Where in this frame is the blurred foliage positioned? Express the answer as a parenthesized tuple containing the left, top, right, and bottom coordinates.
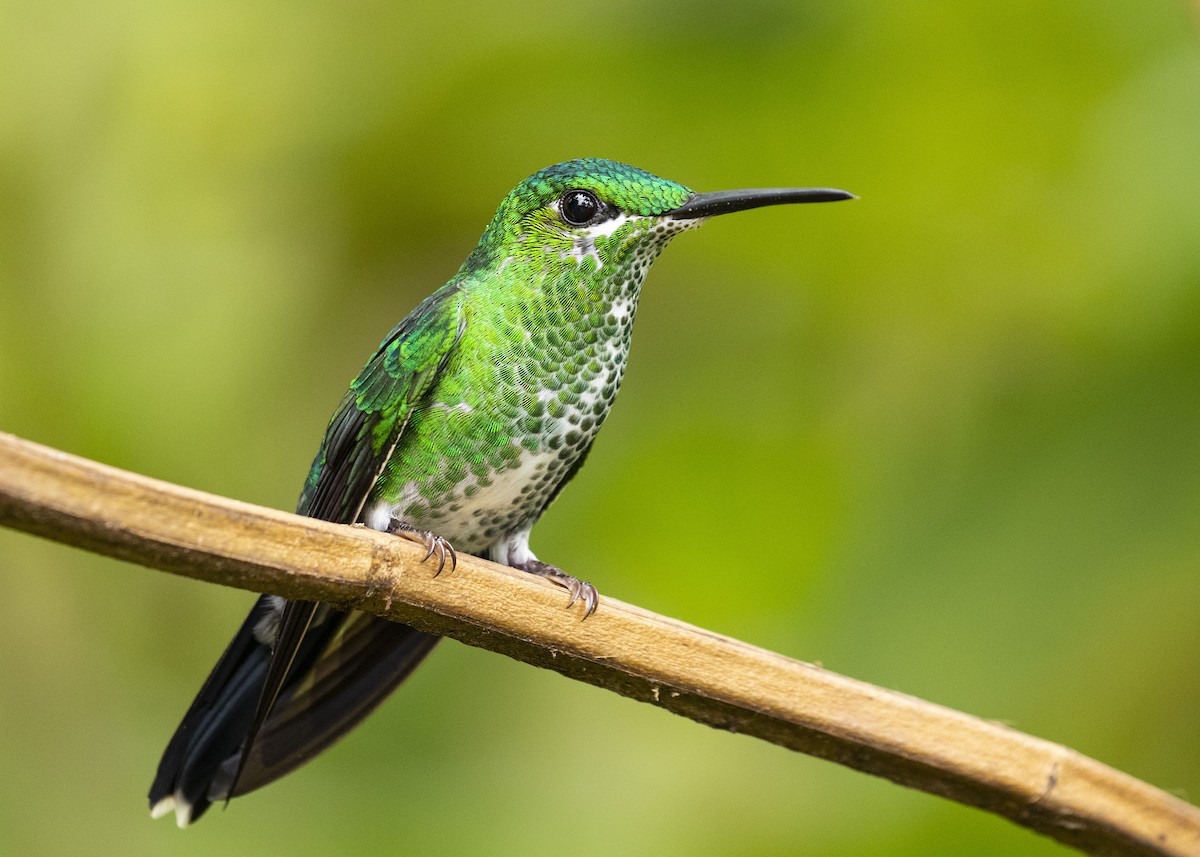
(1, 1, 1198, 854)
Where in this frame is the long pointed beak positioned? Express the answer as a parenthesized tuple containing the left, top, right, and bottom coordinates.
(666, 187, 856, 219)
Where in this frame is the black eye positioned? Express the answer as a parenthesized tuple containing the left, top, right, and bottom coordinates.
(560, 190, 600, 226)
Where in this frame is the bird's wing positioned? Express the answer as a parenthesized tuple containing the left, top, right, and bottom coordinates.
(298, 287, 468, 524)
(150, 290, 469, 823)
(228, 287, 467, 797)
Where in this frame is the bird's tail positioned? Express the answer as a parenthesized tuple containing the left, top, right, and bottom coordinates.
(148, 596, 439, 827)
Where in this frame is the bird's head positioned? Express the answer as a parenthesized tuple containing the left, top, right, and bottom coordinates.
(460, 157, 852, 287)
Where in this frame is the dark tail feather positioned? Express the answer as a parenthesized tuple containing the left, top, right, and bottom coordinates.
(227, 610, 439, 797)
(222, 598, 321, 801)
(148, 598, 439, 826)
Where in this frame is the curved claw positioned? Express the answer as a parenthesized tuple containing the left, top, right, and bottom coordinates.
(563, 578, 599, 618)
(582, 582, 598, 618)
(515, 559, 599, 620)
(387, 519, 457, 577)
(423, 534, 457, 577)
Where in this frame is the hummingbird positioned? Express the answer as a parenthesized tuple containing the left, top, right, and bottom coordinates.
(148, 158, 853, 826)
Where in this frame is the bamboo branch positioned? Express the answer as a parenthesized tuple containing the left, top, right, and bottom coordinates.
(0, 430, 1196, 856)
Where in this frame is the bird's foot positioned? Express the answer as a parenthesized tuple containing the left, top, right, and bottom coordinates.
(387, 520, 457, 576)
(512, 559, 599, 619)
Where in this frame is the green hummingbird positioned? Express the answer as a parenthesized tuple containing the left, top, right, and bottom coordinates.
(148, 158, 853, 826)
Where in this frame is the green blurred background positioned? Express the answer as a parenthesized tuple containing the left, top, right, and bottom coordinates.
(1, 1, 1198, 854)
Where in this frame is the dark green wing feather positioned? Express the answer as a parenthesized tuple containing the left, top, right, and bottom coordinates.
(298, 286, 467, 524)
(226, 287, 466, 799)
(151, 288, 468, 823)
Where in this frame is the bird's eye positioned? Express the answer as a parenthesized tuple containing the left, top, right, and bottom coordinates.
(559, 190, 600, 226)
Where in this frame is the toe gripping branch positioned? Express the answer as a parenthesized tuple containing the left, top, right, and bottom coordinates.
(514, 558, 599, 619)
(387, 519, 457, 576)
(387, 520, 596, 617)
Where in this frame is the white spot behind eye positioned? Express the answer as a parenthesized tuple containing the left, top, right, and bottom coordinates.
(566, 214, 636, 270)
(586, 213, 631, 239)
